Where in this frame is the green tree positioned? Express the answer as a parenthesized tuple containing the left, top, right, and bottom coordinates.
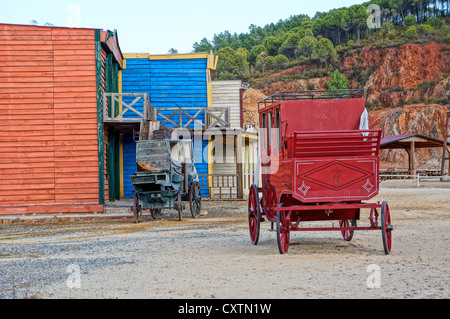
(278, 33, 301, 59)
(425, 17, 442, 28)
(312, 38, 337, 65)
(263, 36, 283, 56)
(380, 22, 395, 36)
(249, 44, 267, 65)
(274, 54, 289, 69)
(304, 28, 314, 37)
(348, 5, 370, 42)
(327, 69, 350, 90)
(215, 47, 250, 80)
(418, 24, 435, 36)
(327, 9, 346, 44)
(298, 35, 318, 60)
(168, 48, 179, 54)
(192, 38, 213, 53)
(264, 56, 276, 70)
(405, 25, 419, 39)
(404, 14, 416, 26)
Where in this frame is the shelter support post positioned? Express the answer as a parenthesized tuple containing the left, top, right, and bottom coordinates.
(409, 141, 416, 177)
(441, 112, 449, 177)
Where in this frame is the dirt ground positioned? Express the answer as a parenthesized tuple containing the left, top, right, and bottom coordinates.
(0, 181, 449, 299)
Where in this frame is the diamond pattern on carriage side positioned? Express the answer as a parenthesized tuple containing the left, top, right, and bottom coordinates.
(298, 161, 374, 191)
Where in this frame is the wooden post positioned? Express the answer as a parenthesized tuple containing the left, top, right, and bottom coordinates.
(409, 141, 416, 177)
(235, 132, 244, 199)
(441, 112, 449, 177)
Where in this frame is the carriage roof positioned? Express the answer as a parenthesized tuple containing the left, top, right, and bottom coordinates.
(257, 89, 367, 134)
(258, 89, 366, 110)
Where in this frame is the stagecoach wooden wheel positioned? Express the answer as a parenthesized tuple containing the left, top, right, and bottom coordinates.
(276, 211, 290, 254)
(248, 184, 261, 245)
(381, 201, 393, 255)
(339, 219, 357, 241)
(189, 181, 202, 219)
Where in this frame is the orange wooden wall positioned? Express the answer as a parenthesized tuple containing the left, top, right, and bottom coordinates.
(0, 24, 101, 210)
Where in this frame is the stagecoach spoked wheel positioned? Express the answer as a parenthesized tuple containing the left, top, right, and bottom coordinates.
(133, 193, 141, 224)
(339, 219, 357, 241)
(381, 201, 393, 255)
(276, 211, 290, 255)
(248, 184, 261, 245)
(150, 209, 162, 219)
(189, 181, 202, 218)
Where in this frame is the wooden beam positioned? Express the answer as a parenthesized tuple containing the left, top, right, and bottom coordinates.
(235, 133, 244, 199)
(95, 30, 105, 205)
(409, 141, 416, 176)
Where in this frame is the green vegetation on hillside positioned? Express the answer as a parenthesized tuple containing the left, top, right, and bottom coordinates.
(192, 0, 449, 81)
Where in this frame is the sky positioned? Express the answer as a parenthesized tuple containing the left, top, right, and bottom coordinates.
(0, 0, 365, 54)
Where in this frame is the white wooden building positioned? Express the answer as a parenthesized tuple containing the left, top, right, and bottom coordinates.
(209, 80, 259, 199)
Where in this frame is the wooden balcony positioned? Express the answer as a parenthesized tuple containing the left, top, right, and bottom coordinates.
(103, 93, 231, 131)
(103, 93, 152, 123)
(154, 106, 230, 130)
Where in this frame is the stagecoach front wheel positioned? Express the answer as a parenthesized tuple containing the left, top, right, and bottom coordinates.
(339, 219, 357, 241)
(189, 181, 202, 219)
(276, 211, 290, 254)
(248, 184, 261, 245)
(381, 201, 393, 255)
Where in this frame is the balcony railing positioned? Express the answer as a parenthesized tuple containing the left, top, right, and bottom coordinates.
(103, 93, 230, 130)
(154, 107, 230, 130)
(103, 93, 152, 123)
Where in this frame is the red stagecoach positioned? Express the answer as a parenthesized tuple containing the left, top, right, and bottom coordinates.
(248, 90, 393, 254)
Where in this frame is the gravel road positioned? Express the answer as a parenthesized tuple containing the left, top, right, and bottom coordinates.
(0, 182, 449, 299)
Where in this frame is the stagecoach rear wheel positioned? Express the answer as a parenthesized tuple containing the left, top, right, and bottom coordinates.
(248, 184, 261, 245)
(189, 181, 202, 219)
(381, 201, 393, 255)
(276, 211, 290, 254)
(339, 219, 357, 241)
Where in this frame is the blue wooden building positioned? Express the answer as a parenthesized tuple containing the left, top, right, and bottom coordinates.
(119, 53, 218, 198)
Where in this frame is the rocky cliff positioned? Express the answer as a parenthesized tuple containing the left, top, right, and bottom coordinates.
(354, 42, 450, 108)
(247, 42, 450, 108)
(243, 42, 450, 169)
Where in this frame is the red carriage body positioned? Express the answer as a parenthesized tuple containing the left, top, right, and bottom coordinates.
(248, 91, 393, 254)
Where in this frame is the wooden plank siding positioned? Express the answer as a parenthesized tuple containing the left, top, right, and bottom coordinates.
(52, 27, 99, 204)
(0, 24, 119, 214)
(0, 25, 56, 207)
(121, 55, 211, 198)
(211, 80, 243, 129)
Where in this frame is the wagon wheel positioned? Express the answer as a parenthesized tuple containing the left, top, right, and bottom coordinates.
(339, 219, 357, 241)
(381, 201, 393, 255)
(276, 211, 290, 254)
(189, 181, 202, 219)
(248, 184, 261, 245)
(133, 193, 141, 224)
(150, 209, 162, 219)
(176, 191, 183, 222)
